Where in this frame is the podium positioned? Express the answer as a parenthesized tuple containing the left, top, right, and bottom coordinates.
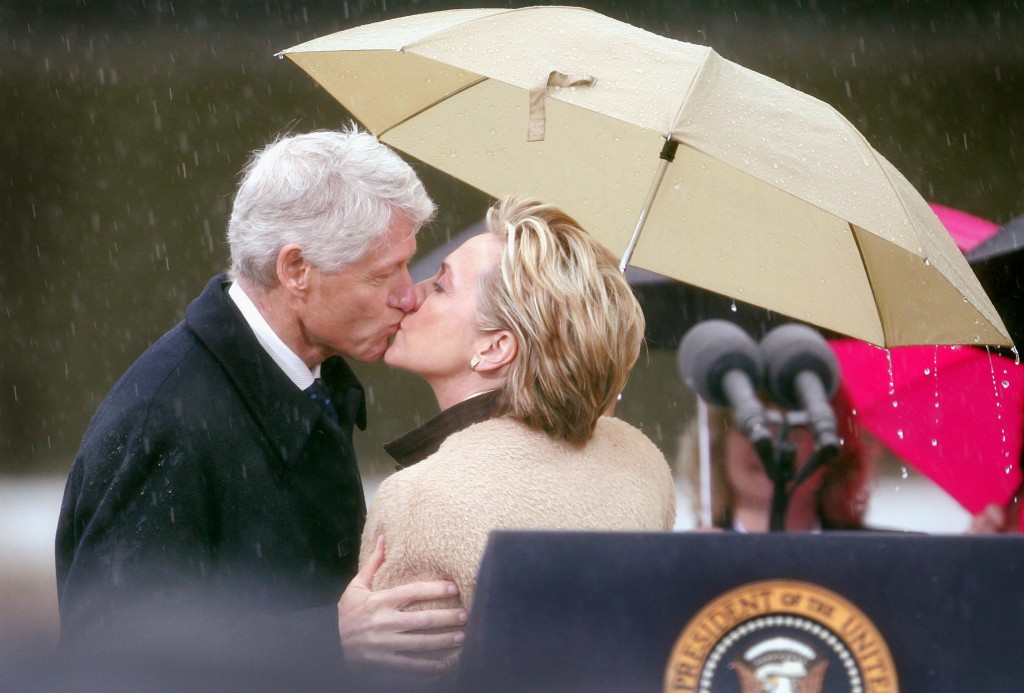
(457, 531, 1024, 692)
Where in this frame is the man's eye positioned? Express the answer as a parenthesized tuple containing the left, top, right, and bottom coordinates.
(432, 281, 445, 293)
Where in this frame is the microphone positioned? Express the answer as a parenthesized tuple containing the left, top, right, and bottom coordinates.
(677, 320, 771, 453)
(760, 324, 841, 450)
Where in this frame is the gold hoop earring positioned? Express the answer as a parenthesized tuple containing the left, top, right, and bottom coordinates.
(470, 355, 481, 371)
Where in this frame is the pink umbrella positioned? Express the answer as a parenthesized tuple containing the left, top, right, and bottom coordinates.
(830, 339, 1024, 516)
(831, 204, 1021, 524)
(928, 202, 999, 253)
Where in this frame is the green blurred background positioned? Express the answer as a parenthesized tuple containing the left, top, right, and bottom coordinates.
(3, 0, 1023, 478)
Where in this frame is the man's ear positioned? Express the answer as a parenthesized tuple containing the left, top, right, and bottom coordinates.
(276, 243, 312, 295)
(475, 330, 518, 373)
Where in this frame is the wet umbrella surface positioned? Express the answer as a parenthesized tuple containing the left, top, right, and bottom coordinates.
(279, 6, 1012, 348)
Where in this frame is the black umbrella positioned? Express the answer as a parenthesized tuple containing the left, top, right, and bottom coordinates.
(967, 213, 1024, 350)
(627, 272, 842, 350)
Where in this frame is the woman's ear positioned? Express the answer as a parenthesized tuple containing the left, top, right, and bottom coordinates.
(276, 243, 312, 295)
(474, 330, 518, 373)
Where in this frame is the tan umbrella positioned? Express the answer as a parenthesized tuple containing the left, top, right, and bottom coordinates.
(279, 6, 1012, 348)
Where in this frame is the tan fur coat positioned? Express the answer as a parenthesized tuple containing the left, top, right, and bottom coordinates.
(359, 415, 676, 612)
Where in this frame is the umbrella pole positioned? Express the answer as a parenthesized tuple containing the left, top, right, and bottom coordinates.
(618, 139, 679, 273)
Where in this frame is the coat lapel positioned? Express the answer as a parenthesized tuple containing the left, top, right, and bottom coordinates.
(184, 275, 368, 547)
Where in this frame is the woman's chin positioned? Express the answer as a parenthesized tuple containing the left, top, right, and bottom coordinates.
(383, 340, 405, 369)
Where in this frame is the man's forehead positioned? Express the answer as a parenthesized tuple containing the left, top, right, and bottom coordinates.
(379, 222, 418, 256)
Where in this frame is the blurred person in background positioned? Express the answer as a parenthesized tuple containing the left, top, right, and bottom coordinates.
(679, 387, 881, 532)
(968, 496, 1023, 534)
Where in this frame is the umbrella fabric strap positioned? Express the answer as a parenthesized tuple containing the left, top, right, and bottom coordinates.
(528, 71, 597, 142)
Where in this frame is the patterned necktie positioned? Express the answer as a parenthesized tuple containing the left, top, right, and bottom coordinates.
(305, 378, 339, 425)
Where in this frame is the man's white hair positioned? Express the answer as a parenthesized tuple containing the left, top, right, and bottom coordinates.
(227, 125, 435, 289)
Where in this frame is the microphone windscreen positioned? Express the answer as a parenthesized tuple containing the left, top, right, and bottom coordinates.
(677, 320, 763, 406)
(760, 323, 840, 409)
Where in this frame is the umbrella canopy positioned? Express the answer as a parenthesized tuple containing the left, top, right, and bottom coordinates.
(967, 213, 1024, 349)
(627, 202, 999, 349)
(279, 6, 1010, 348)
(830, 339, 1024, 517)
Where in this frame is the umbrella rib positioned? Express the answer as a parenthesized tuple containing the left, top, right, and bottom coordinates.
(847, 120, 972, 286)
(847, 222, 889, 346)
(665, 45, 714, 139)
(378, 75, 488, 139)
(857, 117, 1007, 344)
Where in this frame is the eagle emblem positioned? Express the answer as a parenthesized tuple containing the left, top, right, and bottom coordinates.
(732, 637, 829, 693)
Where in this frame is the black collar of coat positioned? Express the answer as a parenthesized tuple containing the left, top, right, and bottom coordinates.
(185, 274, 367, 466)
(383, 389, 500, 470)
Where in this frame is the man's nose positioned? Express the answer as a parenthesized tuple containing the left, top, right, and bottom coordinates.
(412, 279, 430, 309)
(386, 272, 419, 313)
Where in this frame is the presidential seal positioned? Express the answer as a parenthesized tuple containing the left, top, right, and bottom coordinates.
(664, 580, 898, 693)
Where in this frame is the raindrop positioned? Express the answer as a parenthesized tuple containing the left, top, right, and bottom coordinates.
(1002, 380, 1010, 389)
(730, 300, 737, 313)
(897, 428, 904, 440)
(930, 438, 938, 447)
(885, 349, 894, 399)
(900, 466, 908, 479)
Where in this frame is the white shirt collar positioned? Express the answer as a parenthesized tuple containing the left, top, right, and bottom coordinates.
(227, 280, 319, 390)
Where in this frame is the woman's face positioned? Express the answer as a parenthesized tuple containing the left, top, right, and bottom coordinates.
(723, 419, 821, 510)
(385, 233, 503, 387)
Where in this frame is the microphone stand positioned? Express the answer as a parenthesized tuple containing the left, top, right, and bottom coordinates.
(766, 434, 795, 533)
(754, 412, 840, 532)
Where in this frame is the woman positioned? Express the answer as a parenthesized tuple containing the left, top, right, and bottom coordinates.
(679, 386, 879, 532)
(360, 196, 675, 658)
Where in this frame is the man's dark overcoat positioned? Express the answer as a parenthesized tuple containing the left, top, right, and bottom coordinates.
(55, 274, 368, 676)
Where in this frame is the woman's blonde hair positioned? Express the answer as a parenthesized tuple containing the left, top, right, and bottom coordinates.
(477, 196, 645, 446)
(679, 385, 873, 529)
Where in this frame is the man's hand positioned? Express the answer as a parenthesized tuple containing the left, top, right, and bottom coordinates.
(337, 536, 468, 673)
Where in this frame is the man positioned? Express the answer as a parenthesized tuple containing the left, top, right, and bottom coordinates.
(55, 128, 465, 684)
